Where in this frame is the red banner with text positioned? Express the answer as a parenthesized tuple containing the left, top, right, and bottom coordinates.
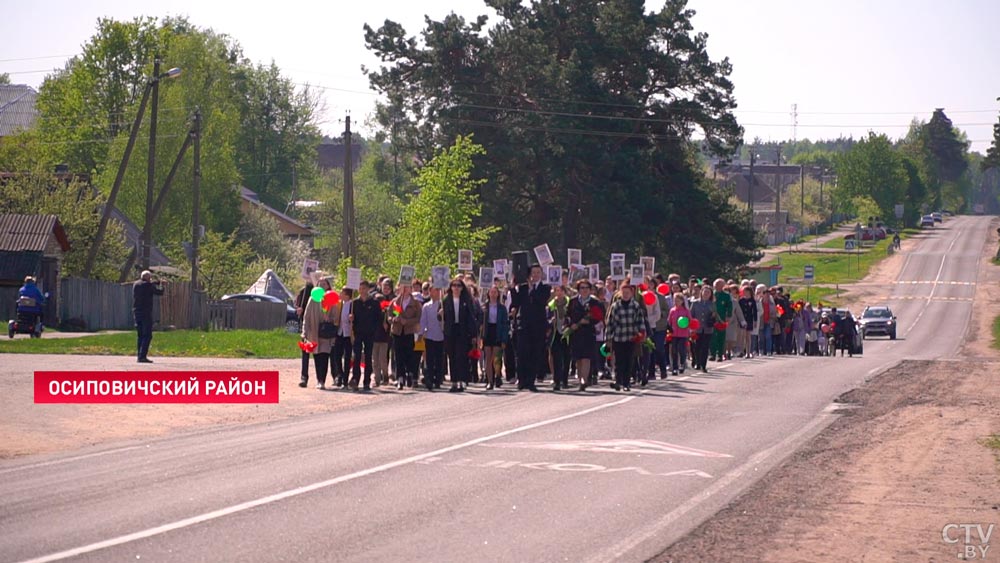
(34, 371, 280, 404)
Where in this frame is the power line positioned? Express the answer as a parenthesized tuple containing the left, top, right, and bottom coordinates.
(0, 54, 77, 63)
(450, 101, 994, 129)
(442, 117, 682, 141)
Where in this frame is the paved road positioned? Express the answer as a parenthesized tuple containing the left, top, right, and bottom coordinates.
(0, 216, 992, 563)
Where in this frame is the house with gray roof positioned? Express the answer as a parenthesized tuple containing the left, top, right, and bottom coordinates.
(0, 84, 39, 138)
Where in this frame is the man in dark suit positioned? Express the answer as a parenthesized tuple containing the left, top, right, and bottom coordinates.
(511, 264, 550, 391)
(133, 270, 165, 363)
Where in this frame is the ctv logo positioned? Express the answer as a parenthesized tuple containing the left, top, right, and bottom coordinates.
(942, 523, 994, 559)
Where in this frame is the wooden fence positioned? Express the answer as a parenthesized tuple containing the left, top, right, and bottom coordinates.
(53, 277, 286, 331)
(0, 286, 20, 324)
(206, 300, 286, 331)
(60, 277, 134, 330)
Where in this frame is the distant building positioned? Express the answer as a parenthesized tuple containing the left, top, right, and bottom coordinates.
(0, 213, 70, 323)
(239, 187, 316, 247)
(0, 84, 39, 138)
(316, 138, 365, 172)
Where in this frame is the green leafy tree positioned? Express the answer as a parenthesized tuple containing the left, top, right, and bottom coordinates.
(364, 0, 756, 274)
(383, 135, 497, 276)
(0, 73, 11, 84)
(25, 16, 321, 280)
(234, 62, 322, 210)
(196, 230, 256, 299)
(0, 170, 130, 280)
(834, 132, 906, 222)
(920, 109, 969, 210)
(983, 111, 1000, 172)
(35, 17, 164, 174)
(900, 157, 928, 226)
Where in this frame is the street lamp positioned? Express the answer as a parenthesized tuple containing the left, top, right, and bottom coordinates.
(143, 60, 183, 270)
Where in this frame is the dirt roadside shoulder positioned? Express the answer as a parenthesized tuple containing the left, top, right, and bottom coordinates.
(0, 355, 379, 459)
(654, 218, 1000, 562)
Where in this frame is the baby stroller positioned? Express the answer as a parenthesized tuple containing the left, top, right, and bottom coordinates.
(8, 296, 44, 338)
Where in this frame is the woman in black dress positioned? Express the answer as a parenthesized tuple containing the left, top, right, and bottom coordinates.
(565, 279, 604, 391)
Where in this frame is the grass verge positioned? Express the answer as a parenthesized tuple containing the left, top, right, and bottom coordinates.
(980, 435, 1000, 465)
(775, 239, 892, 285)
(0, 329, 300, 358)
(993, 314, 1000, 351)
(788, 286, 842, 306)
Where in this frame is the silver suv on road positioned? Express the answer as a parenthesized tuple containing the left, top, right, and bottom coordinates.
(859, 305, 897, 340)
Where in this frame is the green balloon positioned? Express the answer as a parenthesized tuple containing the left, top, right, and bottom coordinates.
(677, 316, 690, 329)
(600, 343, 610, 357)
(311, 287, 325, 303)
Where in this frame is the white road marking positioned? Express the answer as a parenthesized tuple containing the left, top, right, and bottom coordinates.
(905, 231, 961, 338)
(588, 411, 834, 563)
(480, 439, 732, 458)
(18, 395, 637, 563)
(0, 446, 145, 476)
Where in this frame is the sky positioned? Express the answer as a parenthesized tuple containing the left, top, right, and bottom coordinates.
(4, 0, 999, 153)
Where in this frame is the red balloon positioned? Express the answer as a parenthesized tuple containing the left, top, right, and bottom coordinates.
(689, 318, 701, 330)
(656, 283, 670, 296)
(638, 283, 648, 292)
(642, 291, 655, 306)
(322, 291, 340, 310)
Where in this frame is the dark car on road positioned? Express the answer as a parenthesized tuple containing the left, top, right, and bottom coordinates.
(859, 305, 897, 340)
(220, 293, 297, 322)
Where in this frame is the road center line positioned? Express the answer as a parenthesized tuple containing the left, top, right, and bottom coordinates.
(18, 394, 637, 563)
(905, 229, 961, 338)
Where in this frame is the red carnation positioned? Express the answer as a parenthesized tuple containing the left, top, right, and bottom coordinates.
(589, 305, 604, 322)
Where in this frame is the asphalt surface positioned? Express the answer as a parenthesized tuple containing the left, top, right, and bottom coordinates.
(0, 215, 992, 563)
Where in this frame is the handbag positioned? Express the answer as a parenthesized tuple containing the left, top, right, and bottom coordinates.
(318, 321, 337, 339)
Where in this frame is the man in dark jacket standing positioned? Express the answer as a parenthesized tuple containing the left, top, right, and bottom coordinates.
(133, 270, 164, 363)
(294, 281, 315, 387)
(350, 280, 381, 391)
(511, 264, 550, 391)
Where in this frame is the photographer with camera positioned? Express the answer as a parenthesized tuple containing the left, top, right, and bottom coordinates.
(133, 270, 165, 363)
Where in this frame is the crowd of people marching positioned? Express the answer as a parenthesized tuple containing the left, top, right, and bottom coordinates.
(294, 264, 857, 393)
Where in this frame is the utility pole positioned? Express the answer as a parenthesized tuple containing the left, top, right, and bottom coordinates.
(143, 57, 161, 271)
(341, 114, 356, 263)
(82, 79, 152, 278)
(819, 170, 824, 212)
(774, 143, 782, 220)
(190, 109, 202, 329)
(800, 165, 805, 218)
(748, 150, 756, 229)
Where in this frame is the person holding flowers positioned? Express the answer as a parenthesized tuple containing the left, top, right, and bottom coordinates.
(548, 284, 570, 391)
(301, 276, 337, 390)
(565, 279, 603, 391)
